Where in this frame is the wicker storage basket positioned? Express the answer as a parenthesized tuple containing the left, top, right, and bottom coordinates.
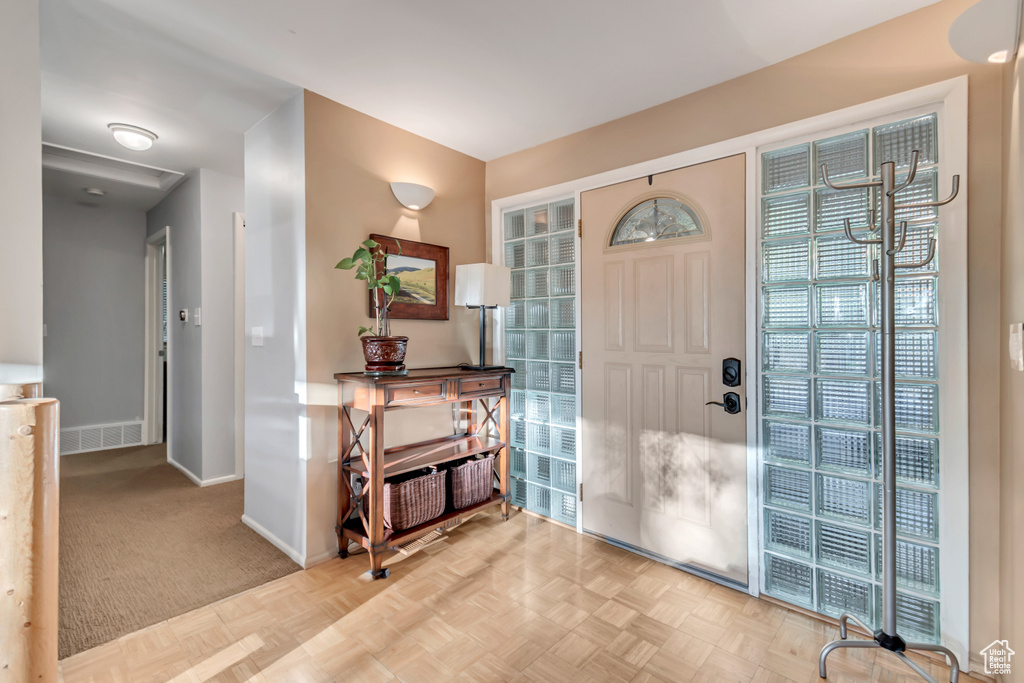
(374, 469, 446, 531)
(450, 455, 495, 510)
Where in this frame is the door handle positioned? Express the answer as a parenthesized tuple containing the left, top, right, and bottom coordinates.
(706, 392, 742, 414)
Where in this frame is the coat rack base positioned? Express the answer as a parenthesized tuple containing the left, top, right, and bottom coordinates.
(819, 613, 960, 683)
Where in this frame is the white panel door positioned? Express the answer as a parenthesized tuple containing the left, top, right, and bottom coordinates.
(581, 154, 749, 584)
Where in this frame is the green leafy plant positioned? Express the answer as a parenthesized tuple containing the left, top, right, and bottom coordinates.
(335, 238, 403, 337)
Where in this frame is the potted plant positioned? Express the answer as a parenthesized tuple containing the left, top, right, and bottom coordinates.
(336, 238, 409, 374)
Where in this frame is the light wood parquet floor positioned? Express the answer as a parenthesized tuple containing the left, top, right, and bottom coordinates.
(58, 510, 981, 683)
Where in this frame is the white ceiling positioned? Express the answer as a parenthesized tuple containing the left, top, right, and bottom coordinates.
(40, 0, 300, 181)
(41, 144, 186, 211)
(39, 0, 944, 188)
(42, 167, 172, 212)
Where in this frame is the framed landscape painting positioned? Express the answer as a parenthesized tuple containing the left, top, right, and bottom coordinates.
(368, 234, 449, 321)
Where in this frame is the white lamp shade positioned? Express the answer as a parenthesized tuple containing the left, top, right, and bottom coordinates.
(949, 0, 1021, 63)
(390, 182, 435, 210)
(454, 263, 511, 307)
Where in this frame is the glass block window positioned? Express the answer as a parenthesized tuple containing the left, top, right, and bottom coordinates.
(503, 198, 578, 527)
(758, 114, 943, 643)
(610, 197, 703, 246)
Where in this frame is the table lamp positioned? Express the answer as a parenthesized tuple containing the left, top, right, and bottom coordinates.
(454, 263, 511, 371)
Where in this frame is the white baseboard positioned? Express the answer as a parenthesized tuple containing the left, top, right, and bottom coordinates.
(167, 456, 244, 488)
(167, 456, 203, 485)
(201, 473, 244, 487)
(241, 514, 305, 567)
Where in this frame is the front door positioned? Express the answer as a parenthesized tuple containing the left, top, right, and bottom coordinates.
(581, 154, 748, 584)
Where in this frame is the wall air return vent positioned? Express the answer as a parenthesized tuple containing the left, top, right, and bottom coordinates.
(60, 421, 145, 455)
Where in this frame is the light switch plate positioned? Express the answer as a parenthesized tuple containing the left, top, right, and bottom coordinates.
(252, 326, 264, 347)
(1010, 323, 1024, 371)
(179, 309, 188, 323)
(194, 308, 202, 326)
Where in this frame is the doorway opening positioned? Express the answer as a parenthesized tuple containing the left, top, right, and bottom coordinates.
(145, 228, 168, 446)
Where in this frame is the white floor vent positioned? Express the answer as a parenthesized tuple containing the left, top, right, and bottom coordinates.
(61, 421, 144, 455)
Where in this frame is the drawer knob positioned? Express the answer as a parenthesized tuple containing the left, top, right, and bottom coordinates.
(479, 383, 485, 387)
(413, 390, 420, 394)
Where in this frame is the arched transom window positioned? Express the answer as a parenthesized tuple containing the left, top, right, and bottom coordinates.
(610, 197, 704, 246)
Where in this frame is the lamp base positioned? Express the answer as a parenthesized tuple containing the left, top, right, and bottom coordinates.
(458, 363, 506, 372)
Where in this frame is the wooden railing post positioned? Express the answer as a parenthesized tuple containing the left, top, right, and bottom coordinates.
(0, 388, 59, 682)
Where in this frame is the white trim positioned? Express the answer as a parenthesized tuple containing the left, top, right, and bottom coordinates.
(200, 473, 244, 487)
(165, 230, 175, 468)
(167, 455, 201, 484)
(143, 228, 167, 446)
(233, 213, 245, 478)
(489, 75, 969, 666)
(743, 149, 761, 597)
(241, 513, 306, 567)
(572, 193, 583, 534)
(936, 79, 970, 668)
(167, 454, 243, 487)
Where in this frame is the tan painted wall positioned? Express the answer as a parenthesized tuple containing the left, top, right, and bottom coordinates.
(302, 91, 487, 560)
(1000, 15, 1024, 683)
(485, 0, 1004, 656)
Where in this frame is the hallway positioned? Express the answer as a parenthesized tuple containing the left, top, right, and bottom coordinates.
(59, 444, 299, 658)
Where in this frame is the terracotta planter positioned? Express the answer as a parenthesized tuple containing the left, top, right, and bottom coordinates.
(361, 336, 409, 374)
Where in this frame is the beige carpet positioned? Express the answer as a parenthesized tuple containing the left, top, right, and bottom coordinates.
(58, 444, 300, 659)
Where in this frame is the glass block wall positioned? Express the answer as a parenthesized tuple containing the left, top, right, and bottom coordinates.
(758, 114, 944, 643)
(502, 199, 579, 527)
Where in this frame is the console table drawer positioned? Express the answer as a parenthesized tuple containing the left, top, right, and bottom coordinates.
(385, 381, 446, 406)
(459, 377, 503, 397)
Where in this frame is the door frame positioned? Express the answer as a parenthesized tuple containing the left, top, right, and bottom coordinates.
(490, 76, 968, 606)
(143, 227, 169, 448)
(233, 212, 245, 479)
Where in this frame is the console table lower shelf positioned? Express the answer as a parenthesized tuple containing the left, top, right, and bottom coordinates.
(337, 492, 507, 577)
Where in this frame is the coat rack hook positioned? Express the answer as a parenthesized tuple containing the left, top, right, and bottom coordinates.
(820, 164, 883, 191)
(895, 175, 960, 211)
(889, 221, 909, 255)
(844, 218, 882, 245)
(895, 237, 937, 270)
(887, 150, 920, 197)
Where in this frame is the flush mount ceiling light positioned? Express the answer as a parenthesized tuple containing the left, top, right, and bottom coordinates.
(108, 123, 158, 151)
(84, 187, 105, 197)
(390, 182, 435, 210)
(949, 0, 1022, 64)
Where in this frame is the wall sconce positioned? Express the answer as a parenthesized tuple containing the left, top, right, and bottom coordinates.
(390, 182, 435, 210)
(949, 0, 1022, 64)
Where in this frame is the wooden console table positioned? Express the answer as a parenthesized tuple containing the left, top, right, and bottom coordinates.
(334, 366, 512, 579)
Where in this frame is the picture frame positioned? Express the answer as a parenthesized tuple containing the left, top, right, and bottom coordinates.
(368, 234, 449, 321)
